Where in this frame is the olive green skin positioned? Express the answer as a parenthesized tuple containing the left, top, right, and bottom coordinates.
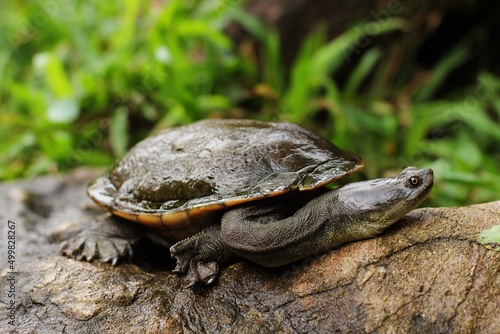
(87, 119, 363, 240)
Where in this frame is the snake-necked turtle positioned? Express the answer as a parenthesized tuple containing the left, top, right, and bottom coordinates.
(60, 119, 433, 286)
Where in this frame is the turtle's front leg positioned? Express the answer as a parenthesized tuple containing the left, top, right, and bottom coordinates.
(170, 224, 234, 287)
(58, 214, 146, 265)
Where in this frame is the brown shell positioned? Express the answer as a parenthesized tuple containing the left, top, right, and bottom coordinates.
(88, 119, 363, 240)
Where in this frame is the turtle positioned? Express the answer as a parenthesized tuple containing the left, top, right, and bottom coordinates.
(60, 119, 434, 286)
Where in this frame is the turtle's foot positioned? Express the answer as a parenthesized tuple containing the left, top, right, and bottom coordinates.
(60, 231, 133, 265)
(172, 254, 220, 288)
(170, 225, 232, 287)
(58, 214, 144, 265)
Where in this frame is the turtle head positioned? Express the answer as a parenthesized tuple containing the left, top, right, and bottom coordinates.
(335, 166, 434, 240)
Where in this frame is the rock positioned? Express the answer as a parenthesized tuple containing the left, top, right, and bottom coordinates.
(1, 169, 499, 333)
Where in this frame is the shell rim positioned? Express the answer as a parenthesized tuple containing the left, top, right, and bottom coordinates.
(88, 161, 364, 224)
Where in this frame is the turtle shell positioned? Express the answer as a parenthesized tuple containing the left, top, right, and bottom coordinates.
(88, 119, 363, 240)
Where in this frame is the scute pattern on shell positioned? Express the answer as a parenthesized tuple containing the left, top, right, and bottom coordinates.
(88, 119, 363, 223)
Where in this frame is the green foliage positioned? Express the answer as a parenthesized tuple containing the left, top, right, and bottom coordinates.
(478, 225, 500, 251)
(232, 12, 500, 207)
(1, 0, 499, 208)
(0, 0, 250, 178)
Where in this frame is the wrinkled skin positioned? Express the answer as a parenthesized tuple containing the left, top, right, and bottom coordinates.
(61, 167, 433, 287)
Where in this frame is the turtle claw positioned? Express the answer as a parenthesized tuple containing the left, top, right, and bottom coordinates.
(170, 227, 231, 287)
(59, 231, 133, 265)
(171, 248, 191, 274)
(58, 215, 143, 265)
(171, 245, 220, 286)
(181, 261, 219, 288)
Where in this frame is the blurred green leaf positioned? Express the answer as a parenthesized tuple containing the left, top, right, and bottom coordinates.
(38, 131, 74, 161)
(344, 47, 382, 97)
(263, 30, 284, 94)
(198, 95, 232, 111)
(110, 0, 140, 50)
(110, 107, 129, 157)
(478, 225, 500, 252)
(283, 18, 408, 122)
(46, 98, 80, 124)
(455, 136, 482, 170)
(0, 132, 36, 162)
(43, 53, 74, 98)
(176, 20, 232, 49)
(228, 8, 268, 41)
(7, 82, 45, 115)
(414, 51, 471, 102)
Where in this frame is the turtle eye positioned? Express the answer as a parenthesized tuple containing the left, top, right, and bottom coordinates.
(408, 175, 422, 188)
